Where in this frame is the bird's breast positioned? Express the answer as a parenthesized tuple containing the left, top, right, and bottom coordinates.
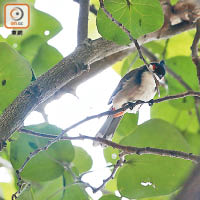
(112, 71, 156, 111)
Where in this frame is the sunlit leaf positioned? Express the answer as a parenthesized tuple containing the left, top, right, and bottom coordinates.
(10, 123, 75, 182)
(99, 194, 121, 200)
(165, 56, 198, 110)
(33, 176, 64, 200)
(166, 31, 194, 58)
(0, 42, 32, 114)
(72, 146, 93, 174)
(151, 101, 199, 134)
(97, 0, 164, 44)
(17, 185, 34, 200)
(32, 43, 63, 76)
(19, 35, 45, 63)
(62, 184, 89, 200)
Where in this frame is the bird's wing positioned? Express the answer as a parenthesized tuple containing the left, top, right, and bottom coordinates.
(108, 66, 145, 105)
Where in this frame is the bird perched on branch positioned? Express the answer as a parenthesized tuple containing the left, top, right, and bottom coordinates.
(94, 60, 166, 143)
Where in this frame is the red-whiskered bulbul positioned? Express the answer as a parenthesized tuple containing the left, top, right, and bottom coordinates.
(94, 60, 166, 143)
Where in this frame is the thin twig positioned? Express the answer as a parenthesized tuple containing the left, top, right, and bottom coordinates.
(20, 118, 200, 165)
(191, 18, 200, 87)
(77, 0, 90, 44)
(93, 152, 125, 193)
(20, 130, 200, 163)
(162, 38, 169, 60)
(98, 0, 160, 95)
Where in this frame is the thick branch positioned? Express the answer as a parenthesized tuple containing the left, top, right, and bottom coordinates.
(175, 163, 200, 200)
(77, 0, 90, 44)
(191, 19, 200, 86)
(36, 47, 134, 112)
(74, 0, 97, 16)
(0, 21, 195, 148)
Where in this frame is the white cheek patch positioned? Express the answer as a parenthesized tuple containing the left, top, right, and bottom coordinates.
(149, 64, 154, 71)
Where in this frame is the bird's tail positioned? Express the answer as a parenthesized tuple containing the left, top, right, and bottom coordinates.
(93, 114, 122, 146)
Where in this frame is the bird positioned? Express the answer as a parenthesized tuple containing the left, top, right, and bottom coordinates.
(94, 60, 166, 143)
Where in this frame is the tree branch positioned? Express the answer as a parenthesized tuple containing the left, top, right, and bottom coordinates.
(0, 19, 195, 149)
(77, 0, 90, 44)
(174, 163, 200, 200)
(35, 47, 134, 115)
(73, 0, 97, 16)
(191, 18, 200, 87)
(19, 129, 200, 163)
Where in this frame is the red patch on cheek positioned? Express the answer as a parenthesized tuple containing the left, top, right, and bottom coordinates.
(152, 64, 156, 70)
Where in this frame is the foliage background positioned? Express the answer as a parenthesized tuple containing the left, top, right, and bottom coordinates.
(0, 0, 199, 199)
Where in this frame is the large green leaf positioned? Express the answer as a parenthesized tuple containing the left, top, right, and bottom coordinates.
(165, 56, 198, 110)
(151, 101, 199, 134)
(97, 0, 164, 44)
(10, 123, 75, 182)
(72, 147, 92, 174)
(62, 184, 89, 200)
(166, 31, 194, 58)
(0, 42, 32, 113)
(17, 185, 34, 200)
(19, 35, 45, 63)
(33, 176, 64, 200)
(117, 119, 192, 199)
(116, 113, 138, 136)
(104, 113, 138, 164)
(32, 43, 63, 76)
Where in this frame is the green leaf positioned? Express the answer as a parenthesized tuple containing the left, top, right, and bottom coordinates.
(104, 146, 120, 165)
(97, 0, 164, 44)
(0, 42, 32, 113)
(166, 31, 194, 58)
(105, 178, 118, 193)
(165, 56, 198, 110)
(116, 113, 138, 136)
(185, 133, 200, 155)
(33, 176, 64, 200)
(119, 52, 145, 77)
(32, 43, 63, 76)
(10, 123, 75, 182)
(17, 185, 34, 200)
(117, 119, 192, 199)
(19, 35, 45, 63)
(151, 101, 199, 134)
(104, 113, 138, 164)
(6, 6, 62, 48)
(99, 194, 121, 200)
(170, 0, 179, 5)
(144, 40, 166, 60)
(62, 184, 89, 200)
(72, 146, 93, 174)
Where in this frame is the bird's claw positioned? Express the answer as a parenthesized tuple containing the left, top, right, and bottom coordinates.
(126, 102, 135, 110)
(148, 99, 154, 106)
